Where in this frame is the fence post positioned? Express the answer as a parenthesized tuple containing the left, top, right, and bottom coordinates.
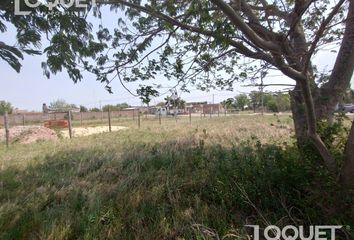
(101, 111, 103, 123)
(133, 109, 135, 120)
(189, 108, 192, 124)
(210, 107, 212, 118)
(108, 107, 112, 132)
(68, 111, 73, 139)
(203, 105, 206, 118)
(22, 114, 25, 126)
(4, 112, 9, 148)
(138, 111, 141, 128)
(159, 112, 161, 125)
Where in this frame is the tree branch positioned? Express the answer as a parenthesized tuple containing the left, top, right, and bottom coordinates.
(303, 0, 346, 73)
(285, 0, 316, 38)
(210, 0, 281, 52)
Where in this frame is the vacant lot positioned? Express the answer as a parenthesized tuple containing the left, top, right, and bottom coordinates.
(0, 114, 352, 239)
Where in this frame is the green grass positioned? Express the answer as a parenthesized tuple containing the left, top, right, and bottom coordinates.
(0, 115, 353, 239)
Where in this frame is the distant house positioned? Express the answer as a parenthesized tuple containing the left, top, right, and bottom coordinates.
(185, 102, 207, 113)
(186, 102, 223, 114)
(201, 104, 222, 114)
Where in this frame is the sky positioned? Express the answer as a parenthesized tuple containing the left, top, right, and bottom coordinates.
(0, 5, 353, 111)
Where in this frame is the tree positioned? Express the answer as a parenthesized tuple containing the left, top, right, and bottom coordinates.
(102, 103, 130, 111)
(90, 107, 101, 112)
(82, 0, 350, 187)
(165, 96, 186, 109)
(80, 105, 88, 112)
(49, 99, 76, 111)
(249, 91, 261, 113)
(234, 94, 249, 111)
(116, 103, 130, 109)
(266, 98, 278, 113)
(0, 0, 96, 78)
(156, 102, 166, 107)
(2, 1, 354, 186)
(0, 100, 13, 115)
(221, 98, 236, 110)
(274, 93, 291, 112)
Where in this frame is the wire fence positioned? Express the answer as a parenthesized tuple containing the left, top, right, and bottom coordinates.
(0, 107, 246, 146)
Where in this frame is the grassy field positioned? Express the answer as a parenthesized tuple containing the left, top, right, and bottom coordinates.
(0, 114, 353, 239)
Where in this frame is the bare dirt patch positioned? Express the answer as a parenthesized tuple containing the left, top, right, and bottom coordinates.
(0, 126, 58, 144)
(60, 126, 128, 138)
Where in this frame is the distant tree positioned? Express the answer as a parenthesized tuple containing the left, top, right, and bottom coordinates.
(266, 98, 278, 112)
(234, 94, 249, 111)
(262, 93, 274, 111)
(80, 105, 88, 112)
(165, 96, 186, 109)
(49, 99, 74, 111)
(102, 103, 130, 111)
(248, 91, 261, 112)
(90, 107, 101, 112)
(255, 92, 291, 113)
(274, 93, 291, 112)
(221, 98, 235, 110)
(102, 104, 114, 112)
(156, 102, 166, 107)
(116, 103, 130, 109)
(0, 100, 13, 115)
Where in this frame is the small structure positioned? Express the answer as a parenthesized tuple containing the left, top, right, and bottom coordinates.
(44, 119, 69, 128)
(155, 107, 168, 116)
(42, 103, 73, 129)
(186, 102, 222, 114)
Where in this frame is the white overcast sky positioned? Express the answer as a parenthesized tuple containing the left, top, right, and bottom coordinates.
(0, 6, 353, 111)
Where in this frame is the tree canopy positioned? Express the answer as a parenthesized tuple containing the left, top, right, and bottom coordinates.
(234, 94, 249, 111)
(49, 99, 77, 111)
(102, 103, 130, 111)
(0, 100, 13, 115)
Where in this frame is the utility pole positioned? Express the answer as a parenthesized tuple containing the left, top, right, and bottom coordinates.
(4, 112, 9, 148)
(260, 72, 264, 116)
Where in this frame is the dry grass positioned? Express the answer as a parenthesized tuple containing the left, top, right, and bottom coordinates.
(0, 114, 293, 169)
(0, 114, 352, 239)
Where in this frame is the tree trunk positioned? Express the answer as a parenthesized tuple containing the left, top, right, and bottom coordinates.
(316, 0, 354, 120)
(290, 84, 307, 140)
(340, 121, 354, 188)
(290, 0, 354, 182)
